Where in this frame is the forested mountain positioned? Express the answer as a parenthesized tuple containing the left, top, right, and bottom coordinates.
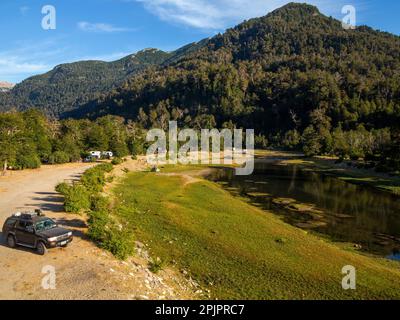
(72, 3, 400, 163)
(1, 3, 400, 166)
(0, 49, 174, 117)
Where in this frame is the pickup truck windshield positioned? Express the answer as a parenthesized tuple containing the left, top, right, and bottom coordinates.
(35, 219, 57, 232)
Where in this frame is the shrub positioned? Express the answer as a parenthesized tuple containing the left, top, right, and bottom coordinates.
(81, 164, 113, 192)
(87, 209, 111, 242)
(129, 140, 145, 156)
(88, 195, 134, 260)
(16, 153, 41, 169)
(90, 193, 110, 212)
(63, 184, 91, 214)
(57, 163, 135, 260)
(55, 182, 70, 195)
(111, 157, 123, 165)
(49, 151, 70, 164)
(88, 210, 135, 260)
(97, 163, 114, 172)
(101, 229, 135, 260)
(149, 258, 166, 274)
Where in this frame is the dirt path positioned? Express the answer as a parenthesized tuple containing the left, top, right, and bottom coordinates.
(0, 162, 196, 300)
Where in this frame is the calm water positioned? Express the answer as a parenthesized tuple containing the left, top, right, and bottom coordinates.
(207, 163, 400, 260)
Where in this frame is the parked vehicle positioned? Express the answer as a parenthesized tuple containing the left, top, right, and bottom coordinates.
(102, 151, 114, 159)
(2, 210, 73, 255)
(89, 151, 102, 160)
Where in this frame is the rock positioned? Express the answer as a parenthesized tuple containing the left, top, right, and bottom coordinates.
(275, 238, 288, 245)
(272, 198, 297, 206)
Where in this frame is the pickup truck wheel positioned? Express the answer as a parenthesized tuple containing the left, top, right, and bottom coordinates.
(7, 235, 16, 248)
(37, 242, 48, 256)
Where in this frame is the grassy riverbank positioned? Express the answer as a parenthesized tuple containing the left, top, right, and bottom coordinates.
(112, 165, 400, 300)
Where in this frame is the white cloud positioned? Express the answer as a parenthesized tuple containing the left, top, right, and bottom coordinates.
(0, 58, 50, 83)
(77, 21, 136, 33)
(0, 58, 47, 74)
(0, 39, 136, 83)
(135, 0, 352, 30)
(19, 6, 29, 16)
(0, 38, 76, 83)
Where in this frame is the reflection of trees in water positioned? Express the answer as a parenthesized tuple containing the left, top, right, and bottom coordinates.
(210, 165, 400, 256)
(304, 173, 400, 236)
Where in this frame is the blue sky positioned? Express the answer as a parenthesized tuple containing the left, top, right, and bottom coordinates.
(0, 0, 399, 83)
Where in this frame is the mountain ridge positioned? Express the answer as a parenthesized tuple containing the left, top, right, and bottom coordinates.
(1, 2, 399, 126)
(0, 44, 211, 117)
(65, 1, 400, 162)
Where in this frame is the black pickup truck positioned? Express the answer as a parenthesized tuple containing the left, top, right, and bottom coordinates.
(2, 210, 73, 255)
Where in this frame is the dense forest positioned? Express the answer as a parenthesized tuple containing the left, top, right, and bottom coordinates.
(70, 3, 399, 169)
(1, 3, 400, 171)
(0, 110, 145, 170)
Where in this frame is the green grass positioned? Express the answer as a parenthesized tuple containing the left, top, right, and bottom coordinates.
(113, 167, 400, 300)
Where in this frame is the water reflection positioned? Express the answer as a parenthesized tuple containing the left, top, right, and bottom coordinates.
(207, 164, 400, 259)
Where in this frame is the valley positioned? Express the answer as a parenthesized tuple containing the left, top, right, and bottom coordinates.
(1, 2, 400, 302)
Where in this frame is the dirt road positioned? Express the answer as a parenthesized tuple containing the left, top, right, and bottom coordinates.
(0, 162, 195, 300)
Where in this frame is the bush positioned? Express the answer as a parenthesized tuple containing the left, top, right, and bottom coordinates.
(101, 229, 135, 260)
(87, 208, 111, 242)
(129, 140, 145, 156)
(111, 157, 123, 165)
(149, 258, 166, 274)
(57, 163, 135, 260)
(55, 182, 70, 195)
(63, 184, 91, 214)
(255, 134, 268, 149)
(88, 208, 135, 260)
(49, 151, 70, 164)
(97, 163, 114, 172)
(15, 153, 41, 169)
(90, 193, 110, 211)
(81, 164, 113, 192)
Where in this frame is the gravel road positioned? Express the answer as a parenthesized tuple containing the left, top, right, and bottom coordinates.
(0, 163, 195, 300)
